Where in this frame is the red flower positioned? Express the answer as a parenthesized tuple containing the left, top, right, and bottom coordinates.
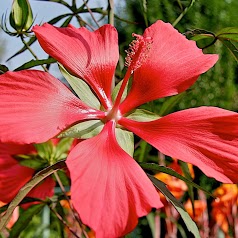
(0, 20, 237, 237)
(0, 143, 55, 205)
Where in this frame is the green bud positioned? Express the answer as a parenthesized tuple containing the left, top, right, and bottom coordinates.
(10, 0, 33, 33)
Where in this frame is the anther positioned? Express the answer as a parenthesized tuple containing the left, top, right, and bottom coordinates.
(125, 33, 153, 72)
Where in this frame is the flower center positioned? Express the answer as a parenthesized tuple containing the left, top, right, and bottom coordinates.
(105, 107, 122, 122)
(107, 33, 153, 121)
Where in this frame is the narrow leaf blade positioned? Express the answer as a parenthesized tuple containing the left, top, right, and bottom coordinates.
(148, 174, 201, 238)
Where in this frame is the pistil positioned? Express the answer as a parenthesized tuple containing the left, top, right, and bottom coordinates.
(111, 33, 153, 115)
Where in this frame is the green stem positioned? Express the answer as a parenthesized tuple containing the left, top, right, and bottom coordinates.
(172, 0, 196, 27)
(21, 35, 48, 72)
(54, 172, 83, 227)
(138, 140, 147, 163)
(108, 0, 114, 26)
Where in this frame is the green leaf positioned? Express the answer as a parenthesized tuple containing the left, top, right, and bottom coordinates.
(159, 92, 186, 116)
(179, 161, 195, 213)
(0, 198, 42, 215)
(220, 39, 238, 62)
(111, 78, 131, 103)
(58, 120, 104, 139)
(47, 13, 71, 25)
(126, 109, 160, 122)
(0, 160, 66, 231)
(140, 163, 214, 197)
(59, 64, 100, 109)
(7, 36, 37, 61)
(185, 29, 215, 41)
(115, 128, 134, 156)
(9, 204, 45, 238)
(20, 159, 48, 170)
(0, 64, 9, 75)
(34, 141, 54, 161)
(14, 58, 56, 71)
(53, 138, 74, 161)
(216, 27, 238, 42)
(148, 174, 201, 238)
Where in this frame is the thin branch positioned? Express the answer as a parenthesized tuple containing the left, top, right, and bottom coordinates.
(82, 0, 100, 28)
(172, 0, 196, 27)
(20, 35, 48, 72)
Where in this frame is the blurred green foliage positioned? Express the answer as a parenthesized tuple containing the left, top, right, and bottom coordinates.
(116, 0, 238, 111)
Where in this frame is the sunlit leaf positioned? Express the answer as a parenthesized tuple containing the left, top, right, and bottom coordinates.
(9, 204, 45, 238)
(58, 120, 104, 139)
(126, 109, 160, 121)
(115, 128, 134, 156)
(148, 175, 201, 238)
(0, 161, 66, 230)
(59, 64, 101, 109)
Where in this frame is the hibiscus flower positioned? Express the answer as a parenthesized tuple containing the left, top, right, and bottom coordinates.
(0, 20, 238, 237)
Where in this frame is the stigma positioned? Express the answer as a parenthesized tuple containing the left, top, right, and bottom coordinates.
(125, 33, 153, 73)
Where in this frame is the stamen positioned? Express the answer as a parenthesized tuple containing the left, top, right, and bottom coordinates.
(125, 33, 153, 72)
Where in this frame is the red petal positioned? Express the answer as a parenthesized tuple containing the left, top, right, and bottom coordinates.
(0, 70, 104, 144)
(33, 24, 119, 109)
(120, 21, 218, 114)
(0, 143, 35, 203)
(66, 121, 162, 238)
(119, 107, 238, 183)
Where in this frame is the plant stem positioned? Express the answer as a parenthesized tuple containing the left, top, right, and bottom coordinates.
(54, 172, 83, 227)
(83, 0, 100, 28)
(20, 35, 48, 72)
(50, 207, 81, 238)
(108, 0, 114, 26)
(172, 0, 196, 27)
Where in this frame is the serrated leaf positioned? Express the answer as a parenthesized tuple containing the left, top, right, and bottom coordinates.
(148, 174, 201, 238)
(115, 128, 134, 156)
(126, 109, 160, 122)
(0, 65, 9, 75)
(9, 203, 45, 238)
(220, 39, 238, 62)
(59, 64, 100, 109)
(140, 163, 214, 197)
(14, 58, 56, 71)
(159, 92, 186, 116)
(216, 27, 238, 42)
(58, 120, 104, 139)
(0, 160, 66, 231)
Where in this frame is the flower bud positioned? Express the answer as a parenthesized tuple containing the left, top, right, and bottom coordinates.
(9, 0, 33, 33)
